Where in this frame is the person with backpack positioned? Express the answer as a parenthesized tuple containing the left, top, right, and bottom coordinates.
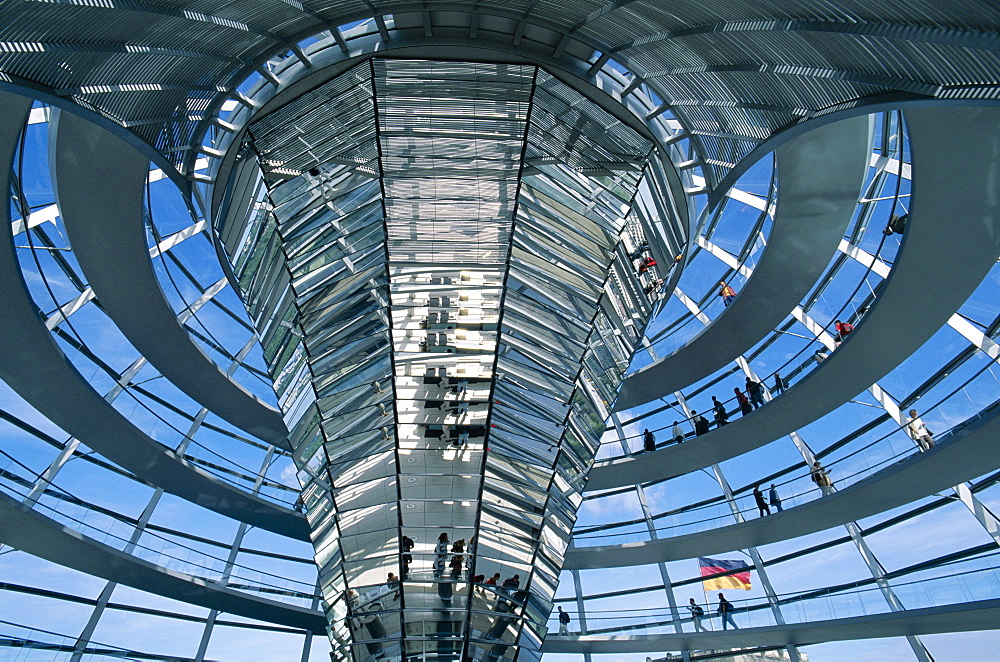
(734, 387, 752, 416)
(717, 593, 739, 630)
(557, 605, 571, 635)
(746, 377, 765, 408)
(711, 396, 729, 427)
(694, 413, 711, 436)
(719, 281, 737, 307)
(688, 598, 707, 631)
(643, 428, 656, 452)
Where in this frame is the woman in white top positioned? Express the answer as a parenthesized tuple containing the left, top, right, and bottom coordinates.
(907, 409, 935, 451)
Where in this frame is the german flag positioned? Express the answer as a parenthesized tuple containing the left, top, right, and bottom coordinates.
(699, 557, 752, 591)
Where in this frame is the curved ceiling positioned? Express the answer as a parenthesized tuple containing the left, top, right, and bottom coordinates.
(2, 1, 998, 192)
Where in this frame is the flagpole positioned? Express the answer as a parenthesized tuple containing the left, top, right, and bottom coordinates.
(702, 584, 711, 631)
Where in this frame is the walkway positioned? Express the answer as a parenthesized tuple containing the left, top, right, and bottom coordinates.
(540, 598, 1000, 654)
(0, 490, 326, 633)
(0, 91, 307, 540)
(616, 114, 871, 409)
(52, 110, 289, 449)
(588, 106, 1000, 491)
(565, 404, 1000, 568)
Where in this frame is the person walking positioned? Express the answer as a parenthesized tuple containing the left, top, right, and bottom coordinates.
(769, 484, 783, 512)
(752, 483, 770, 517)
(386, 572, 401, 601)
(906, 409, 936, 451)
(773, 372, 786, 394)
(501, 574, 520, 596)
(810, 461, 834, 496)
(401, 534, 414, 580)
(643, 428, 656, 453)
(557, 606, 571, 635)
(719, 281, 737, 307)
(746, 377, 765, 409)
(434, 532, 449, 577)
(734, 387, 752, 416)
(672, 420, 684, 443)
(834, 319, 854, 343)
(712, 396, 729, 427)
(717, 593, 738, 630)
(688, 598, 707, 632)
(449, 553, 463, 579)
(694, 413, 710, 436)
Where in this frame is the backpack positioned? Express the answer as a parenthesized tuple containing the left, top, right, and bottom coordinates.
(692, 605, 704, 616)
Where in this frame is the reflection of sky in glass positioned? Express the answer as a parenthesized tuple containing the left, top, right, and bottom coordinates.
(1, 86, 997, 662)
(568, 111, 1000, 662)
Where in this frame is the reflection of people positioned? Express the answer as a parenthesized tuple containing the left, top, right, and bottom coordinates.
(906, 409, 936, 451)
(719, 281, 737, 306)
(628, 241, 650, 259)
(467, 536, 476, 574)
(450, 554, 463, 579)
(717, 594, 738, 629)
(672, 420, 684, 443)
(401, 535, 414, 579)
(345, 589, 361, 631)
(557, 606, 571, 635)
(434, 532, 449, 577)
(688, 598, 707, 632)
(810, 461, 834, 495)
(769, 484, 783, 512)
(773, 372, 787, 394)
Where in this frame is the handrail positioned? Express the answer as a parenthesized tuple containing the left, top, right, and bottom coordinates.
(605, 119, 906, 453)
(574, 361, 1000, 543)
(547, 562, 1000, 634)
(0, 449, 316, 606)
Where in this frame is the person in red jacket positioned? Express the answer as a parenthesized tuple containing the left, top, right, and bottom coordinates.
(834, 319, 854, 343)
(719, 281, 737, 306)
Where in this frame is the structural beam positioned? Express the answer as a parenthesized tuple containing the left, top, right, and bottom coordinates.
(52, 110, 290, 450)
(616, 114, 871, 410)
(588, 105, 1000, 491)
(540, 599, 1000, 653)
(567, 403, 1000, 568)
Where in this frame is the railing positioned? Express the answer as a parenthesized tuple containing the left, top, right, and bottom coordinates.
(548, 563, 1000, 635)
(0, 617, 186, 661)
(603, 130, 908, 460)
(0, 450, 317, 608)
(572, 364, 1000, 546)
